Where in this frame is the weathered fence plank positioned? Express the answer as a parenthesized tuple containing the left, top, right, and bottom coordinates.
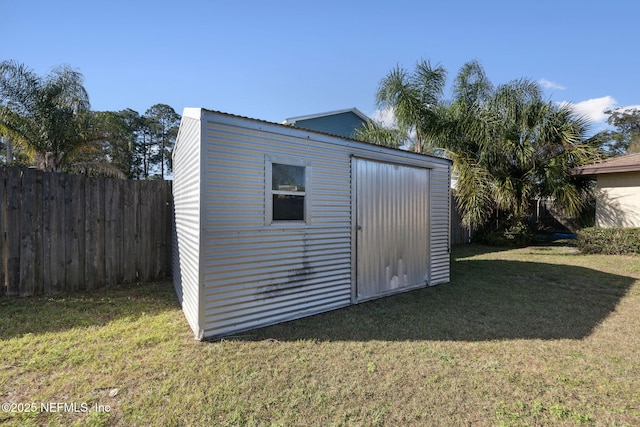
(0, 167, 172, 297)
(19, 168, 36, 296)
(104, 178, 122, 285)
(451, 195, 471, 245)
(158, 183, 171, 278)
(95, 178, 106, 287)
(122, 180, 136, 283)
(41, 172, 53, 294)
(84, 177, 98, 291)
(53, 173, 67, 291)
(5, 167, 21, 296)
(0, 167, 5, 293)
(143, 180, 155, 282)
(65, 174, 81, 291)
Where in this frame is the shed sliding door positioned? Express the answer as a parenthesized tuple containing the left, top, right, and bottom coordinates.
(355, 158, 430, 301)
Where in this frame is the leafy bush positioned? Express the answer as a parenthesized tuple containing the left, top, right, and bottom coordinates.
(576, 227, 640, 255)
(473, 221, 536, 247)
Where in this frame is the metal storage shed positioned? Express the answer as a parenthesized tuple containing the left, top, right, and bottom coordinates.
(172, 108, 452, 340)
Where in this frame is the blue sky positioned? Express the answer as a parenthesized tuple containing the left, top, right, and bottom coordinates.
(3, 0, 639, 135)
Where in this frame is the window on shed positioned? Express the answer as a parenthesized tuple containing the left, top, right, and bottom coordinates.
(271, 163, 306, 221)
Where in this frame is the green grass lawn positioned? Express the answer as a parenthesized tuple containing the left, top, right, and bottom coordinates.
(1, 244, 639, 426)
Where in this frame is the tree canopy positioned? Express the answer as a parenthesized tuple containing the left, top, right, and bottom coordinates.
(591, 107, 640, 155)
(0, 60, 180, 179)
(357, 59, 601, 231)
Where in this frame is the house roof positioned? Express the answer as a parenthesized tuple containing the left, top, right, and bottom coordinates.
(281, 108, 370, 125)
(571, 152, 640, 176)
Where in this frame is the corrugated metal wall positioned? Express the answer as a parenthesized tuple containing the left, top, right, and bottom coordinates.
(173, 109, 451, 339)
(172, 113, 203, 338)
(430, 160, 451, 285)
(200, 116, 354, 337)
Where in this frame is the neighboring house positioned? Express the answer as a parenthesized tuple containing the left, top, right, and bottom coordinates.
(281, 108, 369, 139)
(572, 153, 640, 227)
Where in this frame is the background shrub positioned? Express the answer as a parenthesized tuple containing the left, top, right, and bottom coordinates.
(576, 227, 640, 255)
(473, 221, 536, 247)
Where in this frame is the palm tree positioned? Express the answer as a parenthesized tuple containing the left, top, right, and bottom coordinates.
(357, 59, 447, 153)
(358, 59, 600, 231)
(0, 60, 124, 176)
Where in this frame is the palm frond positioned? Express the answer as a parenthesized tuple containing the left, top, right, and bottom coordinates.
(451, 152, 494, 227)
(354, 119, 409, 149)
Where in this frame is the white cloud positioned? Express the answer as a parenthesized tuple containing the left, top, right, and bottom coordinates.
(538, 78, 567, 91)
(565, 96, 617, 123)
(372, 107, 397, 128)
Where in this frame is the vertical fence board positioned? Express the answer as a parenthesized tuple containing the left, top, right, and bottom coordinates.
(19, 168, 37, 296)
(115, 179, 125, 283)
(165, 182, 173, 278)
(136, 181, 145, 282)
(95, 178, 106, 287)
(66, 174, 86, 291)
(143, 181, 154, 282)
(450, 195, 471, 245)
(42, 172, 53, 293)
(34, 170, 43, 294)
(157, 182, 170, 278)
(54, 173, 67, 291)
(63, 173, 76, 291)
(105, 178, 123, 285)
(122, 180, 135, 283)
(5, 168, 21, 296)
(76, 175, 87, 290)
(104, 178, 115, 285)
(43, 172, 65, 293)
(0, 167, 5, 295)
(136, 181, 152, 282)
(84, 178, 98, 290)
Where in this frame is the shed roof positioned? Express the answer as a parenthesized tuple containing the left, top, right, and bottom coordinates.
(571, 153, 640, 176)
(180, 107, 452, 164)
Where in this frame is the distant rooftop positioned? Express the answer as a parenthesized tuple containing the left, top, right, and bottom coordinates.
(281, 108, 370, 139)
(281, 108, 370, 125)
(572, 152, 640, 175)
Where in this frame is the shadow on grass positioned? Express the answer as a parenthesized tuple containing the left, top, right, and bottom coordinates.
(236, 255, 636, 342)
(0, 281, 179, 340)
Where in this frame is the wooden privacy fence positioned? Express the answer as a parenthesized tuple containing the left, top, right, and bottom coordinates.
(451, 195, 471, 245)
(0, 167, 173, 297)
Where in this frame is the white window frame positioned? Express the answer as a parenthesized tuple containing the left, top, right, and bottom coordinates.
(265, 155, 311, 225)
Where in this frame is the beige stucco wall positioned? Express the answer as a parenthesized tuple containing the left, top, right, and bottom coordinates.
(596, 172, 640, 227)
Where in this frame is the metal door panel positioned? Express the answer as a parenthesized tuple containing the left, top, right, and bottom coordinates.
(355, 159, 429, 300)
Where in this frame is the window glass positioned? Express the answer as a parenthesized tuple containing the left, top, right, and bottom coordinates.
(271, 163, 305, 221)
(273, 195, 305, 221)
(272, 164, 305, 192)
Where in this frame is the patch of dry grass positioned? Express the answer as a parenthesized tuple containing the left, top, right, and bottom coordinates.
(1, 244, 639, 426)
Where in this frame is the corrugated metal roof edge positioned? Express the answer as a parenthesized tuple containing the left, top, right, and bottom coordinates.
(182, 107, 452, 165)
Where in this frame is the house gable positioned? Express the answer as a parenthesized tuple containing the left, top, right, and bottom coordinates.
(282, 108, 369, 139)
